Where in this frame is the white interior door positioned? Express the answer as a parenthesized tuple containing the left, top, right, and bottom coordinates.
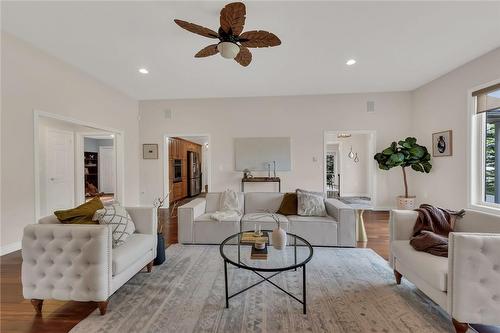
(99, 146, 115, 194)
(45, 129, 74, 215)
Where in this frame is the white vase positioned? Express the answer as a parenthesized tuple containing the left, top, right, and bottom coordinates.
(397, 196, 416, 210)
(272, 227, 287, 250)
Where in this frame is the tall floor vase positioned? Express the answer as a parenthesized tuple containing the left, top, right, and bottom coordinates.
(154, 233, 166, 265)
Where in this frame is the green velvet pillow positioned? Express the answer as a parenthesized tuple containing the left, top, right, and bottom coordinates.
(277, 193, 298, 216)
(54, 197, 103, 224)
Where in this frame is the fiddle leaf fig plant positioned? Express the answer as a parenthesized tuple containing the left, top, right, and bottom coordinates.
(374, 137, 432, 198)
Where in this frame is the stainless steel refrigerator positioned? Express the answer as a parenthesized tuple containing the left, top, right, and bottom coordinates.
(187, 151, 202, 197)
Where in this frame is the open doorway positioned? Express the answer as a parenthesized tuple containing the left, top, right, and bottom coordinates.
(34, 111, 123, 220)
(83, 134, 116, 203)
(324, 130, 376, 205)
(163, 135, 210, 205)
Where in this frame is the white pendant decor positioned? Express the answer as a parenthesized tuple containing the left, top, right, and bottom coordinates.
(272, 227, 287, 250)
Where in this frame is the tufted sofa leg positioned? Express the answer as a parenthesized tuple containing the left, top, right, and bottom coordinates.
(452, 319, 468, 333)
(394, 270, 402, 285)
(31, 299, 43, 315)
(97, 301, 108, 315)
(146, 261, 153, 273)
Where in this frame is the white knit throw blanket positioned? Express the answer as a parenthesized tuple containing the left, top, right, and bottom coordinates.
(211, 189, 240, 221)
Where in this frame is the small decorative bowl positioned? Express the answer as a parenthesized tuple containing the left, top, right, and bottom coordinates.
(255, 241, 265, 250)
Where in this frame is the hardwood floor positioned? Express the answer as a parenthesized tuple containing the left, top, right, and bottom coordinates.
(357, 210, 390, 259)
(1, 206, 496, 333)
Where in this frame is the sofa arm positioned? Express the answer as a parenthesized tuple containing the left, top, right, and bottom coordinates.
(22, 224, 112, 302)
(325, 199, 356, 247)
(390, 210, 417, 242)
(125, 206, 157, 235)
(448, 232, 500, 325)
(178, 198, 206, 243)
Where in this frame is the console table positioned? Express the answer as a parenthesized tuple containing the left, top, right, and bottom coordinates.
(241, 177, 281, 192)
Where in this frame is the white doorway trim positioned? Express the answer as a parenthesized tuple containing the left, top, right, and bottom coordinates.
(34, 110, 124, 222)
(162, 133, 212, 207)
(323, 130, 377, 205)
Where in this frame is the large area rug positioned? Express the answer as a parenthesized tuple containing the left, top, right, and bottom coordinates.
(71, 245, 460, 333)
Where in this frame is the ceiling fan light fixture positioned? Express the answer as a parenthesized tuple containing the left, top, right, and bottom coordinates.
(217, 42, 240, 59)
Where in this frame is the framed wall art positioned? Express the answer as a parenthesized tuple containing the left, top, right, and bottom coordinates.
(432, 130, 452, 157)
(143, 144, 159, 159)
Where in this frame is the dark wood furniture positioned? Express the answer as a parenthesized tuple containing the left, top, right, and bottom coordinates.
(168, 137, 202, 203)
(241, 177, 281, 192)
(84, 152, 98, 195)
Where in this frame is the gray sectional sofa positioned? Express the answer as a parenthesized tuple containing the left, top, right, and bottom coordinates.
(178, 192, 356, 246)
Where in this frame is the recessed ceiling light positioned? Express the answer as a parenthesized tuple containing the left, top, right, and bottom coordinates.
(346, 59, 357, 66)
(138, 68, 149, 74)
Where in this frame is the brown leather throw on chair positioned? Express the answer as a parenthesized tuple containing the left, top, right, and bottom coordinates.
(410, 204, 465, 257)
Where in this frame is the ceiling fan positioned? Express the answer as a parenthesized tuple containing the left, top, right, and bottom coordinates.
(174, 2, 281, 67)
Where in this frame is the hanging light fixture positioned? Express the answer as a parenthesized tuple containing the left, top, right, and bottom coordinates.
(217, 42, 240, 59)
(348, 146, 355, 159)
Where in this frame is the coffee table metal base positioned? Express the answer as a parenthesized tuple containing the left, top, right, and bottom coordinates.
(223, 260, 307, 314)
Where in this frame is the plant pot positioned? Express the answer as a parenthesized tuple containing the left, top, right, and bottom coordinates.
(272, 227, 287, 250)
(397, 196, 416, 210)
(154, 233, 166, 266)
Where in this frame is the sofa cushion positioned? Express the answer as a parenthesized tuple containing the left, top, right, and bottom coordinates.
(95, 204, 136, 248)
(392, 240, 448, 291)
(241, 213, 289, 224)
(195, 213, 242, 223)
(112, 233, 154, 276)
(205, 192, 244, 213)
(287, 215, 336, 223)
(244, 192, 285, 214)
(296, 189, 327, 217)
(277, 193, 298, 215)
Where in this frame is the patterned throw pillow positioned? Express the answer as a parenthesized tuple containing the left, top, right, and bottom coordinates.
(296, 189, 327, 217)
(94, 204, 135, 248)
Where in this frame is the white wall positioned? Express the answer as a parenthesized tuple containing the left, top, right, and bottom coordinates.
(0, 32, 140, 253)
(411, 47, 500, 209)
(139, 92, 413, 209)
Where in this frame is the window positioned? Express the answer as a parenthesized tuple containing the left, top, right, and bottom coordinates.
(485, 108, 500, 203)
(471, 83, 500, 209)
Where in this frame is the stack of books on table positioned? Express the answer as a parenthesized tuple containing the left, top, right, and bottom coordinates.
(250, 244, 268, 260)
(240, 232, 269, 245)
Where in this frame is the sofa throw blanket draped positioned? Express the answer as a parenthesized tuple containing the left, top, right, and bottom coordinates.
(211, 189, 241, 222)
(410, 204, 465, 257)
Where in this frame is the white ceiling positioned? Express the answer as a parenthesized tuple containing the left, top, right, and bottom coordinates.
(3, 1, 500, 100)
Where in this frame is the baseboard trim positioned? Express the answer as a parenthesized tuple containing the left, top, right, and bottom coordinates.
(1, 241, 21, 256)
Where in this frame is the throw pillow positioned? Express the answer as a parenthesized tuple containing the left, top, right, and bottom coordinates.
(94, 204, 136, 248)
(54, 197, 103, 224)
(277, 193, 298, 215)
(296, 189, 327, 217)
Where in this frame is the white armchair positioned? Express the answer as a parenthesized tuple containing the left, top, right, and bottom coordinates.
(22, 206, 156, 315)
(390, 209, 500, 333)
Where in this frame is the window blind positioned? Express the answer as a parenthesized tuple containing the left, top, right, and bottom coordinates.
(473, 83, 500, 114)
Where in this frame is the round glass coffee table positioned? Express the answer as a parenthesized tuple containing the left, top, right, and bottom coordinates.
(219, 230, 313, 314)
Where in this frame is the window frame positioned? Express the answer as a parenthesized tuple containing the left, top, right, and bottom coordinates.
(468, 79, 500, 215)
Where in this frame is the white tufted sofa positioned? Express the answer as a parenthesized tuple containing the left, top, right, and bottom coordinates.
(22, 206, 156, 315)
(390, 209, 500, 333)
